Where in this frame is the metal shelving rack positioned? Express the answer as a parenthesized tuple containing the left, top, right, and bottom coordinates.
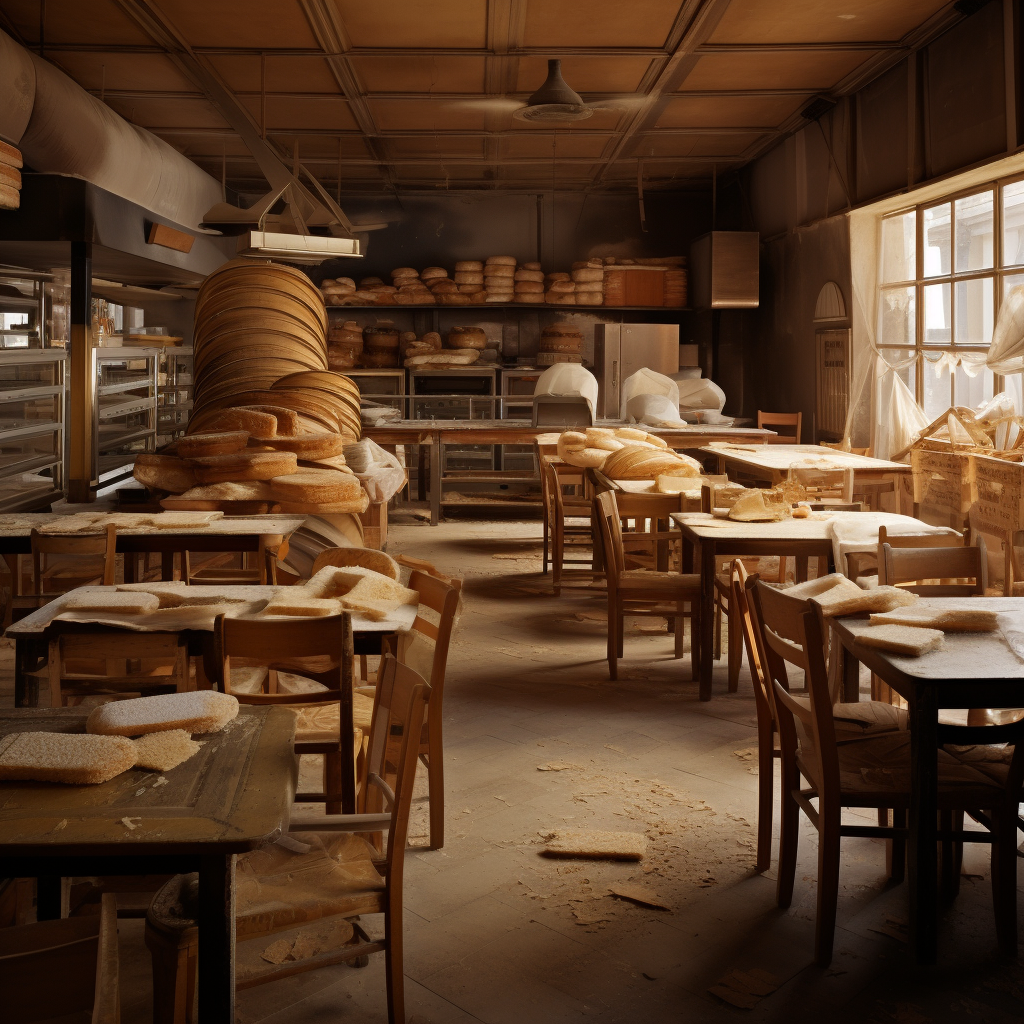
(156, 346, 193, 444)
(0, 275, 46, 350)
(94, 347, 158, 488)
(0, 349, 67, 511)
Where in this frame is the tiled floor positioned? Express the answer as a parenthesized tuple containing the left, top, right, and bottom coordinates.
(6, 518, 1024, 1023)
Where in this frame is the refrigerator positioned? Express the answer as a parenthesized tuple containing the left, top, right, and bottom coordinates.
(593, 323, 680, 419)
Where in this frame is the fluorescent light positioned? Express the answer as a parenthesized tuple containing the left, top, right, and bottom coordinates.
(236, 231, 362, 264)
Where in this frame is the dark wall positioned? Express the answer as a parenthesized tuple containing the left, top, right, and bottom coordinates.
(735, 2, 1017, 438)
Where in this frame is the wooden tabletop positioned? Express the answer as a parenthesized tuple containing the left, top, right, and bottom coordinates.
(5, 584, 418, 640)
(671, 510, 842, 541)
(707, 443, 910, 473)
(0, 705, 297, 857)
(0, 513, 306, 539)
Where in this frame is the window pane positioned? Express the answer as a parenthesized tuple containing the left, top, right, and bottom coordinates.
(954, 363, 994, 410)
(923, 282, 951, 345)
(881, 211, 916, 283)
(954, 277, 994, 345)
(922, 359, 951, 418)
(880, 287, 915, 346)
(878, 348, 916, 393)
(955, 191, 994, 272)
(923, 203, 951, 277)
(1002, 179, 1024, 266)
(1002, 271, 1024, 305)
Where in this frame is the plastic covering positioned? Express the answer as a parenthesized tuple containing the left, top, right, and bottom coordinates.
(673, 374, 726, 414)
(534, 364, 599, 421)
(343, 438, 407, 503)
(0, 28, 224, 231)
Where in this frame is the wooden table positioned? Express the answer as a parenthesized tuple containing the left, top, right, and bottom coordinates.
(0, 513, 306, 583)
(367, 420, 774, 525)
(708, 443, 912, 512)
(0, 704, 297, 1022)
(830, 597, 1024, 963)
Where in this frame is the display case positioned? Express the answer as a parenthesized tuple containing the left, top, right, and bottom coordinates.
(0, 349, 66, 510)
(0, 275, 46, 349)
(94, 347, 158, 487)
(156, 346, 193, 444)
(345, 369, 406, 417)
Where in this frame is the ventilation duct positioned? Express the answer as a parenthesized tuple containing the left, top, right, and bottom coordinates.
(0, 28, 223, 232)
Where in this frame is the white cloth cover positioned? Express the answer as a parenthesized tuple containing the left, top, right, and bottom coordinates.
(826, 512, 961, 577)
(534, 364, 599, 421)
(620, 368, 679, 420)
(987, 284, 1024, 375)
(674, 375, 726, 413)
(625, 392, 686, 428)
(342, 439, 406, 503)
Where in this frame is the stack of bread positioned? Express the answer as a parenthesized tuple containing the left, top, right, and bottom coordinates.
(390, 268, 435, 304)
(360, 322, 400, 368)
(419, 266, 466, 306)
(404, 326, 486, 368)
(192, 259, 329, 428)
(483, 256, 516, 302)
(571, 260, 604, 306)
(327, 321, 363, 370)
(537, 323, 584, 366)
(454, 261, 486, 303)
(0, 141, 22, 210)
(545, 272, 574, 305)
(514, 262, 544, 303)
(556, 426, 702, 477)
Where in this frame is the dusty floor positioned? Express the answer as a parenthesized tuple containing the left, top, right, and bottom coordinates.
(6, 517, 1024, 1023)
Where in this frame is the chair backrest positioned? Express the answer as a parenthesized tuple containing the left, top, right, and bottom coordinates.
(879, 539, 987, 596)
(402, 569, 462, 693)
(213, 612, 353, 703)
(364, 654, 429, 885)
(698, 475, 730, 513)
(310, 546, 399, 580)
(789, 466, 854, 503)
(31, 524, 117, 593)
(758, 410, 802, 445)
(820, 442, 871, 457)
(595, 489, 626, 582)
(753, 579, 838, 795)
(878, 525, 963, 550)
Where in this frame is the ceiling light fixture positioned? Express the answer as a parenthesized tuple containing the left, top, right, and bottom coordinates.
(513, 60, 594, 123)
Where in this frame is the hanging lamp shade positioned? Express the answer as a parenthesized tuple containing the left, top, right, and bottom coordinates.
(513, 60, 594, 123)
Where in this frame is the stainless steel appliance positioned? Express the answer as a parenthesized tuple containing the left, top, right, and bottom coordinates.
(410, 368, 497, 473)
(593, 323, 680, 419)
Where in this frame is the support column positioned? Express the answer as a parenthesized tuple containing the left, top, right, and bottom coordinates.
(68, 241, 94, 503)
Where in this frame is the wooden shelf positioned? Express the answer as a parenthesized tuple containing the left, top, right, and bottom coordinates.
(326, 304, 689, 313)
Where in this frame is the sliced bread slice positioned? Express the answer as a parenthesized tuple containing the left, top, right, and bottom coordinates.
(86, 691, 239, 737)
(854, 623, 944, 656)
(0, 731, 137, 784)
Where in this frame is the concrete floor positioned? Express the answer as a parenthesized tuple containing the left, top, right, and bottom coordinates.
(6, 518, 1024, 1023)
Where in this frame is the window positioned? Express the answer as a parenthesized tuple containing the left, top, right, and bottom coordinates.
(877, 178, 1024, 411)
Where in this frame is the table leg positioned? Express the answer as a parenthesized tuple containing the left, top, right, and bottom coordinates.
(699, 540, 715, 701)
(794, 554, 809, 583)
(430, 438, 441, 526)
(417, 445, 426, 503)
(841, 642, 860, 703)
(15, 638, 43, 708)
(161, 551, 175, 582)
(908, 692, 939, 963)
(198, 853, 236, 1022)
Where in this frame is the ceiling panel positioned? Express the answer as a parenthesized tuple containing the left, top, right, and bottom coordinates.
(678, 50, 873, 92)
(709, 0, 950, 44)
(368, 98, 490, 132)
(656, 94, 805, 129)
(350, 56, 487, 93)
(332, 0, 487, 48)
(630, 132, 766, 158)
(207, 55, 341, 94)
(501, 134, 611, 159)
(515, 56, 655, 94)
(1, 0, 152, 45)
(156, 0, 319, 49)
(274, 134, 374, 159)
(50, 52, 198, 92)
(105, 97, 230, 130)
(238, 96, 359, 132)
(523, 0, 683, 48)
(385, 137, 487, 158)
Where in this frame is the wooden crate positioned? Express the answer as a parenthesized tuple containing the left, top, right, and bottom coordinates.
(911, 448, 972, 522)
(359, 500, 388, 550)
(968, 454, 1024, 535)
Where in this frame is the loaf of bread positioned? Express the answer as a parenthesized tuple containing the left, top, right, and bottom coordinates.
(133, 454, 198, 494)
(269, 468, 362, 504)
(868, 608, 998, 632)
(546, 280, 575, 294)
(314, 548, 400, 580)
(177, 432, 249, 459)
(200, 408, 278, 440)
(484, 265, 515, 279)
(421, 267, 448, 281)
(455, 260, 483, 272)
(855, 623, 944, 656)
(571, 268, 604, 284)
(62, 590, 160, 615)
(192, 450, 298, 483)
(177, 481, 276, 501)
(263, 593, 341, 617)
(87, 691, 239, 737)
(133, 729, 201, 771)
(0, 731, 137, 784)
(515, 269, 545, 283)
(306, 566, 419, 621)
(405, 350, 480, 367)
(601, 446, 702, 480)
(515, 281, 544, 294)
(262, 432, 346, 460)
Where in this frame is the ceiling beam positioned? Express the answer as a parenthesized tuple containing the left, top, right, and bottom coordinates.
(482, 0, 528, 181)
(152, 125, 773, 139)
(188, 153, 747, 167)
(696, 42, 902, 53)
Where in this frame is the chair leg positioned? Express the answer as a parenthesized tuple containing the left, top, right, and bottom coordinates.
(992, 806, 1019, 955)
(616, 607, 624, 658)
(542, 515, 549, 574)
(426, 716, 444, 850)
(324, 751, 342, 815)
(814, 801, 842, 967)
(727, 599, 742, 692)
(673, 605, 684, 659)
(689, 607, 699, 683)
(887, 807, 907, 885)
(384, 907, 405, 1024)
(755, 727, 775, 874)
(713, 600, 722, 661)
(552, 519, 563, 596)
(607, 596, 618, 681)
(145, 922, 196, 1024)
(776, 757, 800, 909)
(939, 809, 959, 901)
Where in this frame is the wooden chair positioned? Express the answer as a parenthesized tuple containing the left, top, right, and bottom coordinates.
(145, 655, 429, 1024)
(756, 579, 1018, 965)
(741, 572, 909, 876)
(28, 524, 117, 604)
(183, 535, 286, 586)
(758, 410, 802, 445)
(352, 569, 462, 850)
(540, 455, 594, 594)
(47, 627, 190, 707)
(789, 467, 854, 505)
(3, 892, 119, 1024)
(593, 490, 701, 681)
(214, 612, 357, 814)
(879, 538, 986, 595)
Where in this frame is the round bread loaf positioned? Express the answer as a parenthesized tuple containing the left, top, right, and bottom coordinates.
(360, 349, 401, 367)
(521, 261, 542, 271)
(455, 260, 484, 272)
(546, 293, 576, 305)
(514, 269, 544, 283)
(391, 267, 418, 279)
(177, 431, 249, 459)
(201, 407, 279, 440)
(457, 283, 481, 294)
(485, 294, 513, 302)
(448, 326, 488, 349)
(133, 454, 198, 494)
(328, 345, 360, 370)
(421, 267, 448, 281)
(430, 279, 459, 294)
(363, 325, 400, 348)
(485, 255, 517, 266)
(87, 691, 239, 737)
(454, 272, 484, 285)
(328, 321, 363, 345)
(515, 281, 544, 294)
(360, 277, 384, 287)
(517, 293, 543, 303)
(545, 272, 570, 283)
(263, 431, 346, 460)
(192, 450, 298, 483)
(572, 268, 604, 283)
(484, 265, 515, 279)
(572, 260, 603, 270)
(270, 467, 363, 504)
(547, 280, 576, 294)
(441, 293, 471, 305)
